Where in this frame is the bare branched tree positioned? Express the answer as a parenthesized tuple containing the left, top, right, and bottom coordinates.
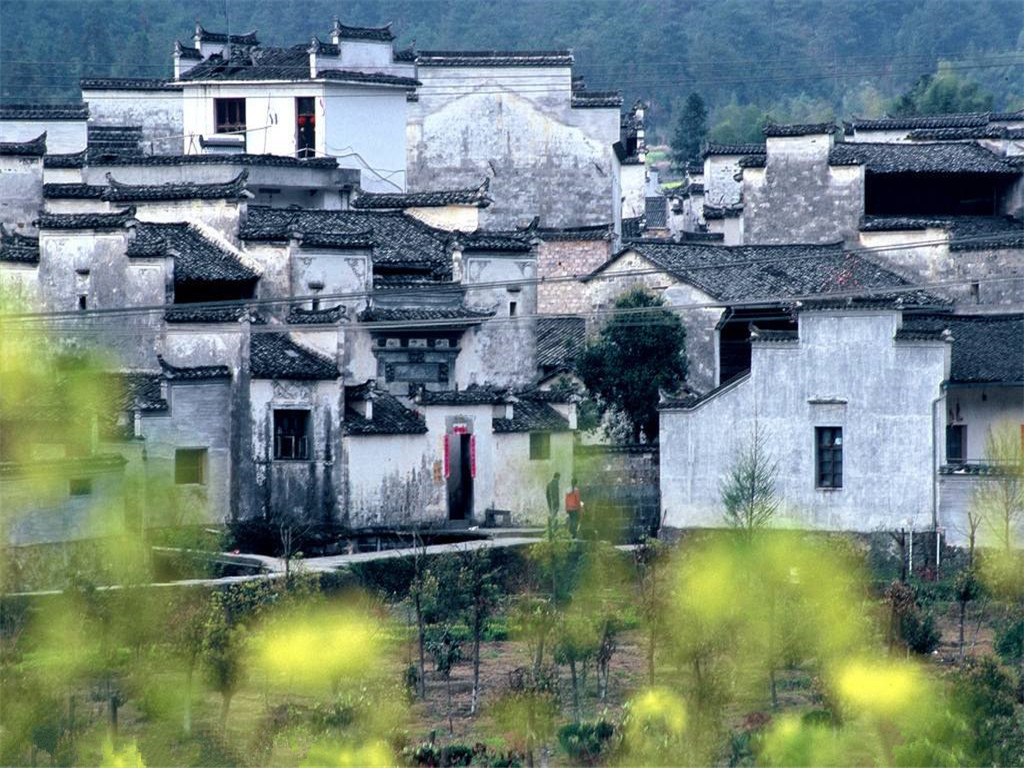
(974, 422, 1024, 553)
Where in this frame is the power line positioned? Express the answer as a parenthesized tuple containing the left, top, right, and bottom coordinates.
(4, 229, 1022, 327)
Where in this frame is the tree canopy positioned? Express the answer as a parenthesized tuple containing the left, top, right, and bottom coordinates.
(578, 288, 687, 443)
(670, 93, 708, 170)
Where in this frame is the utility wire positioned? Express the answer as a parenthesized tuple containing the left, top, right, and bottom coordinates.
(4, 229, 1022, 326)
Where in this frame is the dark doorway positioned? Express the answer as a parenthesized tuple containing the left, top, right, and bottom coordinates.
(447, 433, 474, 521)
(296, 97, 316, 158)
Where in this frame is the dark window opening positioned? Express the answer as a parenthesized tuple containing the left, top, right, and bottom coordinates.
(69, 477, 93, 496)
(77, 295, 87, 311)
(946, 425, 966, 464)
(865, 173, 1010, 217)
(296, 96, 316, 158)
(175, 448, 207, 484)
(718, 309, 797, 384)
(274, 409, 310, 460)
(173, 281, 255, 304)
(816, 427, 843, 489)
(509, 301, 517, 317)
(214, 98, 246, 134)
(529, 432, 551, 460)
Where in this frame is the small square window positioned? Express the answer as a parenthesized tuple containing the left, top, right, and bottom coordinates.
(509, 301, 518, 317)
(815, 427, 843, 489)
(274, 410, 310, 460)
(69, 477, 92, 496)
(214, 98, 246, 134)
(175, 448, 207, 485)
(529, 432, 551, 460)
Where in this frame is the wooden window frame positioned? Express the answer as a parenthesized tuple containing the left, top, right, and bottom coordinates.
(815, 427, 843, 489)
(274, 409, 310, 461)
(214, 98, 246, 134)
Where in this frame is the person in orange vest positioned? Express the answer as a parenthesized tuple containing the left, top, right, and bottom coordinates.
(564, 477, 583, 538)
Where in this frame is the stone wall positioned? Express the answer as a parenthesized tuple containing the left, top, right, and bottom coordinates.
(83, 89, 183, 154)
(536, 237, 612, 315)
(742, 135, 865, 245)
(660, 310, 947, 533)
(574, 444, 661, 540)
(0, 154, 43, 234)
(407, 66, 621, 228)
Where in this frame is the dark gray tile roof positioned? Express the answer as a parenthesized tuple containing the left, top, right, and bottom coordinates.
(106, 170, 250, 201)
(763, 122, 835, 137)
(622, 216, 643, 241)
(571, 90, 623, 108)
(80, 78, 183, 91)
(353, 180, 491, 209)
(860, 215, 1024, 251)
(43, 150, 87, 168)
(317, 69, 419, 87)
(130, 222, 259, 283)
(668, 182, 703, 196)
(459, 230, 532, 252)
(36, 207, 136, 230)
(241, 206, 451, 279)
(358, 305, 495, 323)
(331, 19, 395, 42)
(344, 384, 427, 436)
(157, 355, 231, 380)
(0, 227, 39, 264)
(43, 183, 106, 199)
(85, 153, 338, 169)
(593, 241, 944, 306)
(164, 306, 250, 323)
(532, 223, 613, 241)
(829, 142, 1018, 174)
(536, 316, 586, 370)
(111, 372, 168, 413)
(0, 131, 46, 156)
(750, 328, 798, 343)
(703, 204, 743, 220)
(703, 143, 765, 157)
(687, 161, 704, 175)
(250, 332, 339, 379)
(176, 41, 203, 60)
(299, 231, 375, 249)
(908, 126, 1008, 141)
(194, 25, 259, 45)
(850, 113, 992, 131)
(901, 313, 1024, 383)
(87, 125, 143, 157)
(417, 50, 573, 67)
(287, 305, 346, 324)
(493, 398, 571, 433)
(660, 373, 748, 410)
(0, 103, 88, 120)
(418, 385, 506, 405)
(738, 154, 766, 168)
(178, 45, 417, 86)
(395, 47, 417, 62)
(309, 37, 340, 56)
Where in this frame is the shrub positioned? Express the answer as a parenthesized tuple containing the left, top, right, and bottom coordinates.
(557, 720, 616, 766)
(901, 608, 940, 655)
(994, 618, 1024, 664)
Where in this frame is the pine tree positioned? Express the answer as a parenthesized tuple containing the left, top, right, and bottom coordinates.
(670, 93, 708, 171)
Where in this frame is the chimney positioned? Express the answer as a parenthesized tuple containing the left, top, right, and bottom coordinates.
(450, 240, 464, 283)
(331, 17, 342, 46)
(567, 401, 578, 430)
(365, 390, 375, 421)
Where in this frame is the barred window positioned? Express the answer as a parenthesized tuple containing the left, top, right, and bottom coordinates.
(815, 427, 843, 488)
(274, 410, 310, 461)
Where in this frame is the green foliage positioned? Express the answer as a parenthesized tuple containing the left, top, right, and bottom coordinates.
(578, 288, 687, 443)
(556, 720, 615, 766)
(670, 92, 708, 169)
(994, 617, 1024, 663)
(900, 609, 940, 655)
(891, 62, 995, 116)
(951, 656, 1024, 767)
(721, 423, 780, 533)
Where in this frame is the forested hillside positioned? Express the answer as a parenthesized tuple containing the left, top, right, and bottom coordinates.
(2, 0, 1022, 141)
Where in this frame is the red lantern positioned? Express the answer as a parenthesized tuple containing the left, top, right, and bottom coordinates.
(309, 115, 315, 125)
(297, 115, 307, 126)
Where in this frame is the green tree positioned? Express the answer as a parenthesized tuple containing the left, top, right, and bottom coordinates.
(721, 422, 780, 534)
(891, 63, 995, 116)
(670, 92, 708, 170)
(578, 288, 687, 443)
